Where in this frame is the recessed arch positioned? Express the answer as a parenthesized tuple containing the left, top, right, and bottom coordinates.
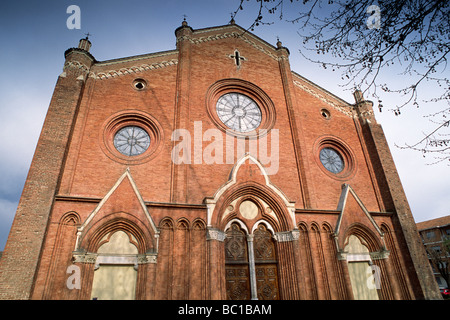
(60, 211, 81, 225)
(224, 218, 250, 235)
(159, 216, 174, 229)
(97, 230, 139, 255)
(251, 219, 276, 235)
(205, 153, 296, 231)
(215, 184, 292, 232)
(192, 218, 207, 230)
(79, 212, 155, 254)
(297, 221, 308, 232)
(343, 233, 380, 300)
(322, 222, 334, 233)
(342, 223, 383, 253)
(176, 218, 190, 230)
(310, 221, 321, 232)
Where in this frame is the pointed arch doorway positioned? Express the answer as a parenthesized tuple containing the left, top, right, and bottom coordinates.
(224, 222, 280, 300)
(205, 154, 299, 300)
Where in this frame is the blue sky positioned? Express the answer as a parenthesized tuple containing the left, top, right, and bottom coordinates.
(0, 0, 448, 250)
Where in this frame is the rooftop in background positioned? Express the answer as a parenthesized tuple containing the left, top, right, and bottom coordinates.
(417, 215, 450, 231)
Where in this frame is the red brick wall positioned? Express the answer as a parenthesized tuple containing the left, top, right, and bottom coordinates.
(0, 22, 440, 300)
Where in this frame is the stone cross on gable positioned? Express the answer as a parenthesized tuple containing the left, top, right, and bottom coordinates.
(229, 49, 246, 69)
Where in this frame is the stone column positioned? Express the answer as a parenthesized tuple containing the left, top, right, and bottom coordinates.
(246, 234, 258, 300)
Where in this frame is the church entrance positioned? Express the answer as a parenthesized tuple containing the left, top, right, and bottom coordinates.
(225, 223, 279, 300)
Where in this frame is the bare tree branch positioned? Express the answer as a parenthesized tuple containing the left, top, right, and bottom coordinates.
(233, 0, 450, 164)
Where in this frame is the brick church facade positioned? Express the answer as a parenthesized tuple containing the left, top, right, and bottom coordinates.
(0, 20, 441, 300)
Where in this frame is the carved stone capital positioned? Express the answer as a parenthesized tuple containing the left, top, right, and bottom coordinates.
(274, 229, 300, 242)
(137, 253, 157, 264)
(206, 228, 226, 242)
(370, 250, 390, 260)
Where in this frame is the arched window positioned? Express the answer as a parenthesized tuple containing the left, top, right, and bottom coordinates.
(345, 235, 379, 300)
(90, 231, 138, 300)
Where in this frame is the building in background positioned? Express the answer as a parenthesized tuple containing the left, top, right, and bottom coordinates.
(0, 20, 441, 300)
(417, 215, 450, 290)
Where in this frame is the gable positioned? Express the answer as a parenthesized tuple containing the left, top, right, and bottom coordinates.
(335, 184, 383, 241)
(75, 168, 158, 252)
(188, 24, 279, 61)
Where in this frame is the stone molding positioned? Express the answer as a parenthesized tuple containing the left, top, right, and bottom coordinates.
(274, 229, 300, 242)
(63, 61, 90, 74)
(72, 252, 157, 269)
(62, 59, 178, 81)
(337, 249, 390, 261)
(206, 228, 226, 242)
(292, 78, 353, 118)
(94, 59, 178, 80)
(178, 30, 279, 61)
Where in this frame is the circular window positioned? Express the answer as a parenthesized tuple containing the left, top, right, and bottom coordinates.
(216, 93, 262, 132)
(321, 109, 331, 120)
(113, 126, 150, 156)
(101, 111, 163, 165)
(206, 79, 276, 139)
(319, 147, 344, 174)
(132, 79, 147, 90)
(314, 137, 356, 179)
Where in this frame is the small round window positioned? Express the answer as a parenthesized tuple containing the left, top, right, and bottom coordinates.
(133, 79, 147, 90)
(320, 109, 331, 120)
(113, 126, 150, 156)
(319, 147, 344, 174)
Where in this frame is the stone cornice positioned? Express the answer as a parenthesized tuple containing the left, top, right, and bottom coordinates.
(91, 59, 178, 80)
(292, 72, 354, 118)
(64, 47, 97, 62)
(192, 24, 277, 54)
(185, 30, 279, 61)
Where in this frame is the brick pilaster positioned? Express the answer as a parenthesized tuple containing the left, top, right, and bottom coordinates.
(353, 90, 442, 300)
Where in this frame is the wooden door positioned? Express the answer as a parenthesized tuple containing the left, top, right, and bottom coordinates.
(225, 265, 251, 300)
(225, 224, 251, 300)
(254, 224, 279, 300)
